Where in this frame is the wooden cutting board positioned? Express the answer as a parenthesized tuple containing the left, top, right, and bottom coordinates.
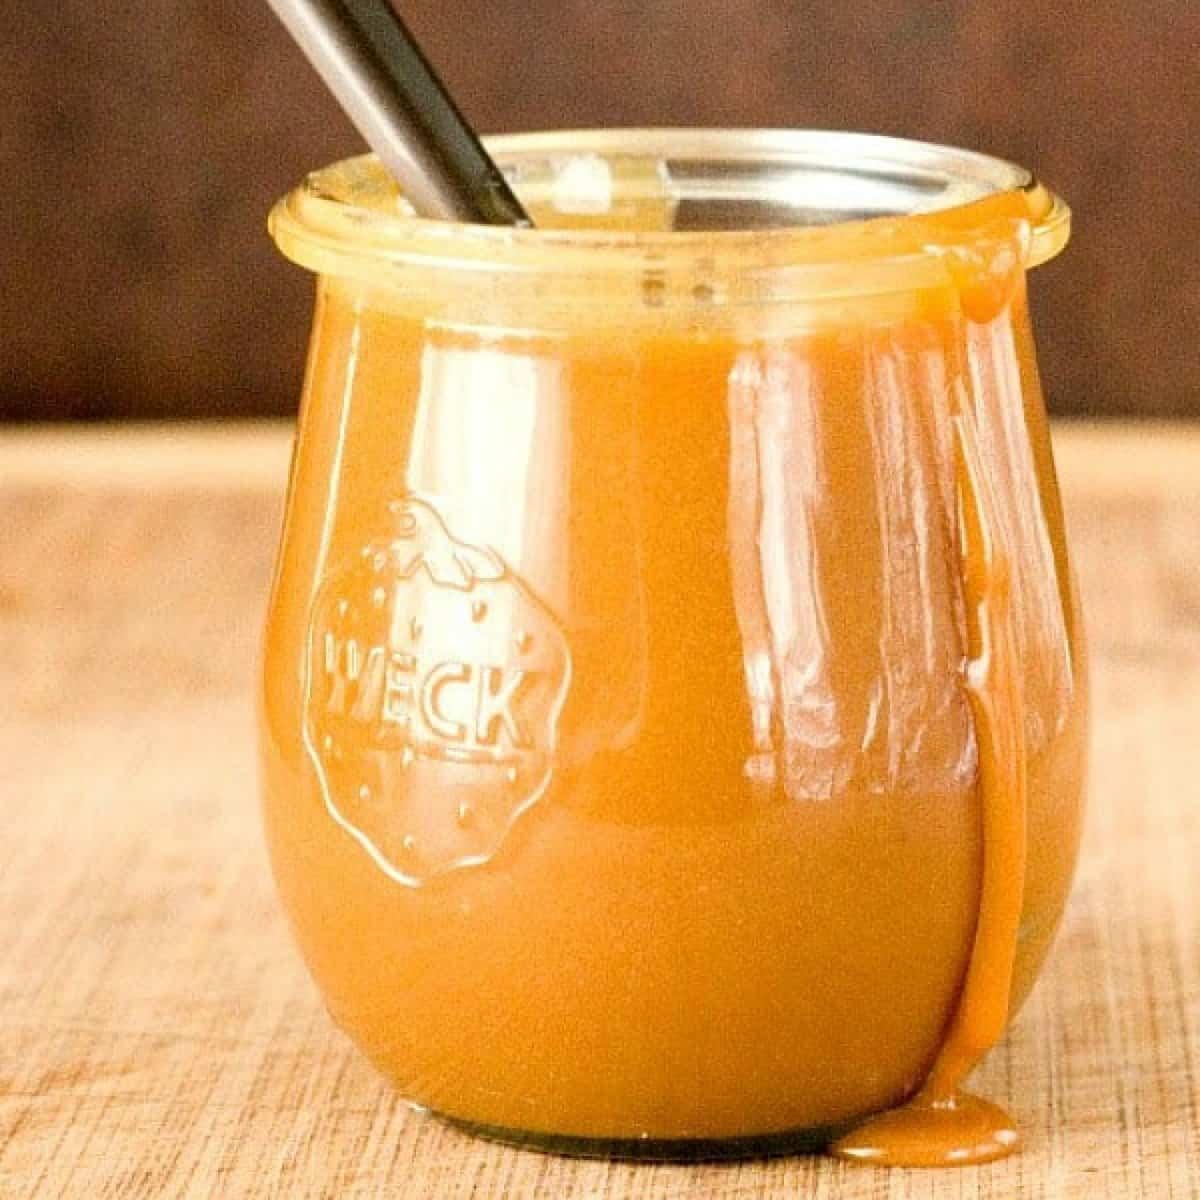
(0, 422, 1196, 1199)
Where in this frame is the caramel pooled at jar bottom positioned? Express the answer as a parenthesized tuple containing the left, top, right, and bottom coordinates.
(259, 131, 1087, 1164)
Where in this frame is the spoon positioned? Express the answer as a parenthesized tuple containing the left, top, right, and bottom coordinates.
(264, 0, 531, 225)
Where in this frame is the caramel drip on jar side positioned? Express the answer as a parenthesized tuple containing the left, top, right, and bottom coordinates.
(832, 410, 1028, 1167)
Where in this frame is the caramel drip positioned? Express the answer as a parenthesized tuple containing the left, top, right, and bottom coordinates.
(832, 410, 1028, 1167)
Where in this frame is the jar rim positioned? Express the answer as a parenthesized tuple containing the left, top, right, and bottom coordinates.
(270, 128, 1069, 303)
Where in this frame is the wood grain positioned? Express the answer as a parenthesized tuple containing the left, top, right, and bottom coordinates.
(0, 422, 1197, 1198)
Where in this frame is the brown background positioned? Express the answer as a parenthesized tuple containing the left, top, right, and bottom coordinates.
(3, 0, 1197, 421)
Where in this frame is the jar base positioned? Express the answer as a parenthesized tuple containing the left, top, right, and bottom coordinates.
(438, 1112, 847, 1162)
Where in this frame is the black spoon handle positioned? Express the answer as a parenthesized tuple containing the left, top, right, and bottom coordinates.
(266, 0, 531, 225)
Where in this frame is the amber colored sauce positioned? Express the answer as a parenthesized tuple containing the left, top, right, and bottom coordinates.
(832, 412, 1028, 1166)
(261, 189, 1087, 1165)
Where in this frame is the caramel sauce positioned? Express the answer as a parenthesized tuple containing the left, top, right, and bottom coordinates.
(833, 410, 1028, 1167)
(262, 177, 1085, 1164)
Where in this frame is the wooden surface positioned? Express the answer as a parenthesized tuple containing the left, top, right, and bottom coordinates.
(0, 421, 1197, 1198)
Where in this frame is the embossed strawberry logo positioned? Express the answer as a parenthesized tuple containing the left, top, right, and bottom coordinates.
(304, 497, 571, 884)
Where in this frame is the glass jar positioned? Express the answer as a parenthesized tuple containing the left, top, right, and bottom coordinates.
(259, 130, 1087, 1164)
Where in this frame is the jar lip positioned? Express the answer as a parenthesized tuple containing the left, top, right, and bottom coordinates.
(270, 128, 1069, 295)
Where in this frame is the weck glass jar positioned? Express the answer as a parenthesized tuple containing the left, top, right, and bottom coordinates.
(259, 129, 1087, 1165)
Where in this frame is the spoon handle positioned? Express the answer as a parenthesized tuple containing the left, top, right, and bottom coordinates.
(266, 0, 530, 225)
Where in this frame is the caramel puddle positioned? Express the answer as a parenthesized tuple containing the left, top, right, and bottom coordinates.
(833, 409, 1029, 1167)
(832, 1091, 1019, 1167)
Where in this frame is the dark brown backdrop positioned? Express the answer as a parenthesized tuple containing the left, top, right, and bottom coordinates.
(4, 1, 1197, 421)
